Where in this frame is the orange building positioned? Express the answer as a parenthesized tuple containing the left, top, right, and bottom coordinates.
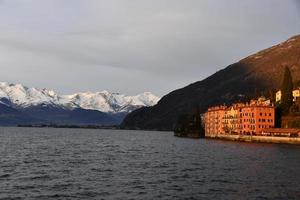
(204, 106, 226, 136)
(204, 98, 275, 136)
(240, 99, 275, 135)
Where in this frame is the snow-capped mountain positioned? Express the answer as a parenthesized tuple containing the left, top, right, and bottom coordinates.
(0, 82, 160, 113)
(0, 82, 61, 107)
(62, 91, 160, 113)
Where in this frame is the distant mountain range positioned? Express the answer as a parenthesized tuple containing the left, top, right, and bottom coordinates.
(0, 82, 160, 126)
(121, 34, 300, 131)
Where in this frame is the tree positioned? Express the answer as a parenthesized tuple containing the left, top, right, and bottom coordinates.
(173, 106, 205, 138)
(268, 89, 275, 104)
(295, 80, 300, 88)
(281, 66, 293, 114)
(191, 106, 205, 137)
(275, 106, 282, 128)
(174, 114, 191, 136)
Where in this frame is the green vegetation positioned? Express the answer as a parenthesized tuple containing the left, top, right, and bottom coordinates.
(280, 66, 294, 114)
(277, 66, 300, 128)
(275, 106, 282, 128)
(174, 107, 204, 138)
(295, 80, 300, 88)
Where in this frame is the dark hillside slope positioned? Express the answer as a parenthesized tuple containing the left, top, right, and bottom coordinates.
(0, 103, 41, 125)
(20, 105, 119, 125)
(121, 35, 300, 131)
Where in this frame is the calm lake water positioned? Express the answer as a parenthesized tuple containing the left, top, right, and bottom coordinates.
(0, 127, 299, 200)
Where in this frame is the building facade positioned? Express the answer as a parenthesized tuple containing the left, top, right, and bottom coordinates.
(204, 106, 226, 136)
(224, 104, 243, 134)
(240, 101, 275, 135)
(204, 98, 275, 136)
(276, 88, 300, 102)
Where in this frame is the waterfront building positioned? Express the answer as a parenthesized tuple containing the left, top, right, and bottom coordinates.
(224, 103, 243, 134)
(240, 99, 275, 135)
(204, 98, 275, 136)
(275, 87, 300, 102)
(204, 106, 226, 136)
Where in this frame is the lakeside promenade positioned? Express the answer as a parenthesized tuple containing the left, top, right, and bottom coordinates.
(206, 134, 300, 145)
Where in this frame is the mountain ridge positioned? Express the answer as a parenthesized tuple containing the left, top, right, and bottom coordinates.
(0, 82, 160, 126)
(0, 82, 160, 113)
(121, 34, 300, 131)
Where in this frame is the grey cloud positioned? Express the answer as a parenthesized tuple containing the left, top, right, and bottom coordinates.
(0, 0, 299, 96)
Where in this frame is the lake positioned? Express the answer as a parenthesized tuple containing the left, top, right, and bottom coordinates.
(0, 127, 299, 200)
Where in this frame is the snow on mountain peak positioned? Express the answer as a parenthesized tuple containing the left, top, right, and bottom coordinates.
(62, 90, 160, 113)
(0, 82, 61, 107)
(99, 90, 110, 95)
(0, 82, 160, 113)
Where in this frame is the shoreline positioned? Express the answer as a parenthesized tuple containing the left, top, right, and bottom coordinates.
(206, 134, 300, 145)
(17, 124, 120, 130)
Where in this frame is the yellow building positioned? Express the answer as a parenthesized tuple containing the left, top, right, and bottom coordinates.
(224, 104, 243, 134)
(276, 88, 300, 102)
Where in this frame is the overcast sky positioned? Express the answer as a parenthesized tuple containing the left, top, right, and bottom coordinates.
(0, 0, 299, 96)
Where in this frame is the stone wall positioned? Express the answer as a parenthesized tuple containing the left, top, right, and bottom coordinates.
(206, 134, 300, 145)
